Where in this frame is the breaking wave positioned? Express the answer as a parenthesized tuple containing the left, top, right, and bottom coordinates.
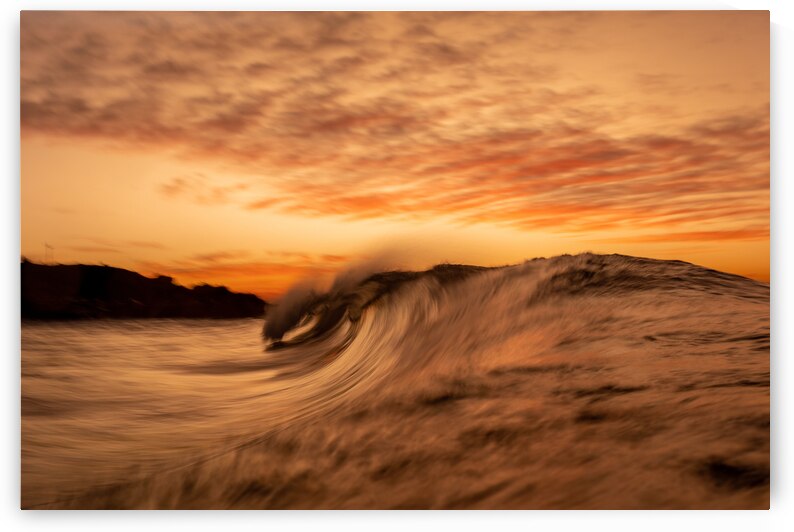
(22, 253, 769, 509)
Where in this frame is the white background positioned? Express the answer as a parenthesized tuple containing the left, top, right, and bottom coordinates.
(2, 0, 790, 530)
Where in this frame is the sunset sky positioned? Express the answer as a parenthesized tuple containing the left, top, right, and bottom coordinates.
(20, 11, 769, 299)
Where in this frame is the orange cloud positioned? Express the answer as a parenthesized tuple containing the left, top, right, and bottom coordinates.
(606, 228, 769, 244)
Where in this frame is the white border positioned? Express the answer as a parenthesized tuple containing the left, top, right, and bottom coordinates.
(4, 1, 791, 530)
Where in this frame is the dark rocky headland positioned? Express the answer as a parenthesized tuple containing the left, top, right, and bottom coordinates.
(21, 260, 267, 320)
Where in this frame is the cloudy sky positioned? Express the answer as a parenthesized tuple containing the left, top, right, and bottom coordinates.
(21, 11, 769, 298)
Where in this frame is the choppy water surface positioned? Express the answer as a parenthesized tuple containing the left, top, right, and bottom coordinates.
(21, 254, 769, 509)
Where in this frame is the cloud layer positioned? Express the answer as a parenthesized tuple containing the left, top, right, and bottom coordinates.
(21, 11, 770, 290)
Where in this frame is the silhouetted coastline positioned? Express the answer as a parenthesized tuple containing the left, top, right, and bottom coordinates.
(21, 260, 267, 320)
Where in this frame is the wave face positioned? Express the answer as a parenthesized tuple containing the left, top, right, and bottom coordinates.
(22, 253, 769, 509)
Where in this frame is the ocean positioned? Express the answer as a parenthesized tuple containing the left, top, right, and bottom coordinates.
(21, 253, 769, 509)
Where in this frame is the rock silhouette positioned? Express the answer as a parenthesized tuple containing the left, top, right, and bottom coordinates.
(21, 260, 266, 319)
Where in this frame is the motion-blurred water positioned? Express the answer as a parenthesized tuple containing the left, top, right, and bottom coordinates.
(21, 254, 769, 509)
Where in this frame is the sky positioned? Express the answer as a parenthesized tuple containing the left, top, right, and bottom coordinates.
(20, 11, 769, 299)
